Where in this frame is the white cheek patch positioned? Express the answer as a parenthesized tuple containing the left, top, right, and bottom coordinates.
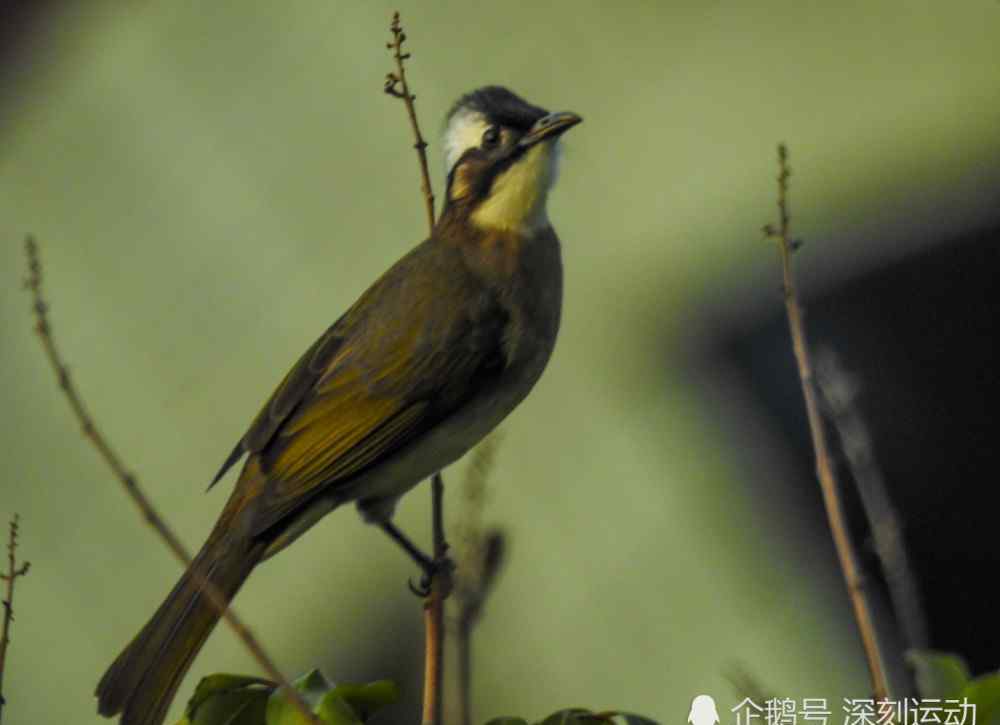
(443, 110, 489, 174)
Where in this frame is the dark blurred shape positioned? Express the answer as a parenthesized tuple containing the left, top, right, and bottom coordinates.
(703, 219, 1000, 673)
(0, 0, 62, 81)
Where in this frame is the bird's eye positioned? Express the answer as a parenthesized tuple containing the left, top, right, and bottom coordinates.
(481, 125, 501, 149)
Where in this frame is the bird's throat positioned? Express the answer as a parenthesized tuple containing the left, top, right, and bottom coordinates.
(471, 142, 557, 233)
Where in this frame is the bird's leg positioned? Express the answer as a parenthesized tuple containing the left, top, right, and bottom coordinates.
(379, 519, 435, 570)
(378, 520, 454, 596)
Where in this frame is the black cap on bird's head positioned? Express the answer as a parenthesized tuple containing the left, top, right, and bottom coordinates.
(446, 86, 549, 135)
(441, 85, 581, 232)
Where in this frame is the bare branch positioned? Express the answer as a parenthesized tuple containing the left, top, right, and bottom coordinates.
(421, 473, 449, 725)
(385, 11, 436, 233)
(764, 147, 891, 699)
(23, 237, 318, 724)
(0, 514, 31, 725)
(383, 12, 449, 725)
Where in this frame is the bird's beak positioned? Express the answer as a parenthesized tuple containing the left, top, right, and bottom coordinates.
(518, 111, 582, 149)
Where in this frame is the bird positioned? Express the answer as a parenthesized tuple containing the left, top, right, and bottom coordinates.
(95, 85, 581, 725)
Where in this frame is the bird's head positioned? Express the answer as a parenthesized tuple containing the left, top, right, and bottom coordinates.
(440, 86, 581, 234)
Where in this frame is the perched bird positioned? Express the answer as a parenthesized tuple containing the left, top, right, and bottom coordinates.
(95, 86, 581, 725)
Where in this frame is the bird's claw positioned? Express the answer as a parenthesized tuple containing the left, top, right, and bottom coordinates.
(407, 576, 431, 597)
(408, 554, 455, 598)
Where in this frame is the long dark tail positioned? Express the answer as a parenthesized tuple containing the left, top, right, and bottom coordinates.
(96, 535, 264, 725)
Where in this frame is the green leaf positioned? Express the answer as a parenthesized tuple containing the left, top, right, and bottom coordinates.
(293, 669, 335, 709)
(616, 713, 661, 725)
(178, 674, 274, 725)
(266, 669, 339, 725)
(266, 689, 315, 725)
(907, 650, 972, 698)
(183, 688, 270, 725)
(486, 710, 658, 725)
(315, 691, 363, 725)
(186, 675, 276, 717)
(961, 672, 1000, 725)
(327, 681, 400, 721)
(264, 694, 306, 725)
(536, 709, 613, 725)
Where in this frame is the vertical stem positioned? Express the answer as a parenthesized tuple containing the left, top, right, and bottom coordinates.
(387, 12, 436, 231)
(771, 145, 890, 700)
(384, 14, 449, 723)
(0, 514, 30, 725)
(422, 473, 447, 725)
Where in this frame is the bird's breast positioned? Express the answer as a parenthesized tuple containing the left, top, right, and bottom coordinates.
(346, 227, 563, 518)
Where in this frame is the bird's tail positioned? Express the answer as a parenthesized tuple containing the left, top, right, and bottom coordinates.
(95, 534, 264, 725)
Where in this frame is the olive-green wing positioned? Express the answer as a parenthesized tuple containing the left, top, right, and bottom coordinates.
(209, 241, 508, 534)
(246, 278, 508, 535)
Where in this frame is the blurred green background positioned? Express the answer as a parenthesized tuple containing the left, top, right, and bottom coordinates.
(2, 1, 999, 723)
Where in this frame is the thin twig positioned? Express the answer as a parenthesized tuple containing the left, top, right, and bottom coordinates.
(22, 238, 318, 724)
(0, 514, 31, 725)
(816, 348, 928, 652)
(763, 145, 891, 700)
(384, 12, 450, 725)
(385, 11, 436, 231)
(421, 473, 449, 725)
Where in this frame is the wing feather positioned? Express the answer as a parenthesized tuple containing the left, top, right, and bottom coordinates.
(210, 240, 509, 536)
(208, 325, 345, 487)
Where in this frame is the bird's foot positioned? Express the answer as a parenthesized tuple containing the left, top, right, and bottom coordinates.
(377, 519, 454, 597)
(408, 551, 455, 598)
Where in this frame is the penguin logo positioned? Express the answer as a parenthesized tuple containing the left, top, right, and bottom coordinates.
(688, 695, 720, 725)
